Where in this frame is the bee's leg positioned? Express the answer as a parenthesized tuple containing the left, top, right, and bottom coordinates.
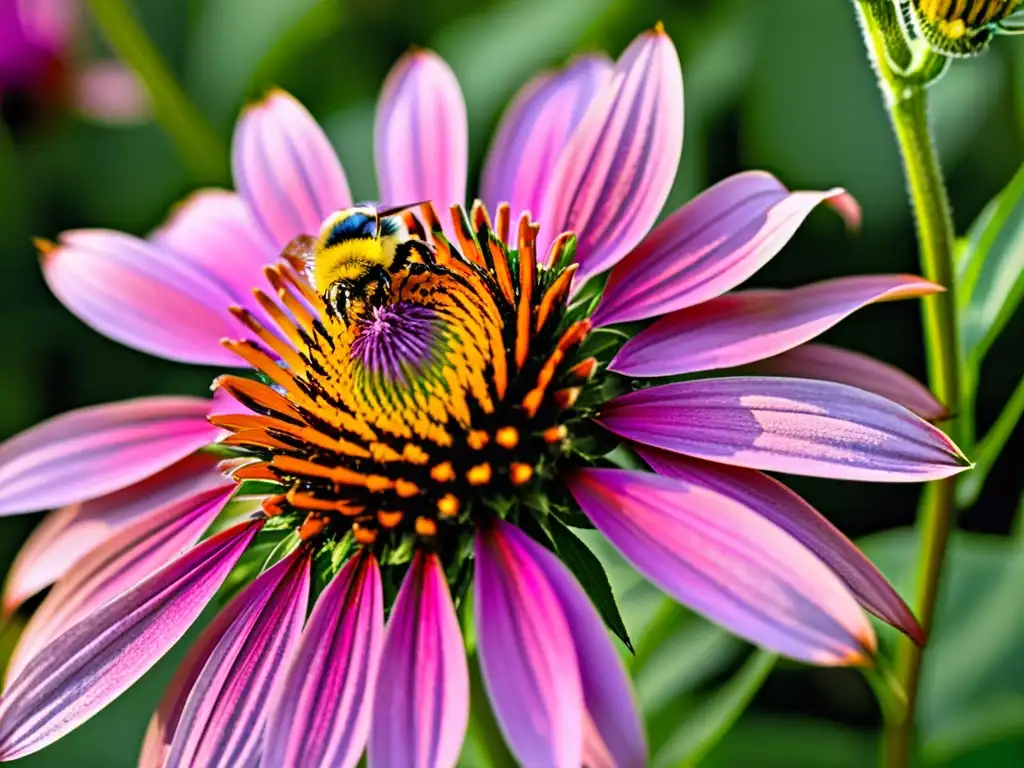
(326, 281, 351, 319)
(393, 239, 436, 270)
(365, 266, 394, 308)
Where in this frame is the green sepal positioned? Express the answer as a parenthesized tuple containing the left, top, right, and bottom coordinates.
(542, 515, 634, 653)
(311, 533, 356, 598)
(216, 526, 299, 604)
(234, 479, 285, 497)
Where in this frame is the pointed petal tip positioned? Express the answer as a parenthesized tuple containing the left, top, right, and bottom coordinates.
(33, 237, 56, 260)
(825, 189, 862, 232)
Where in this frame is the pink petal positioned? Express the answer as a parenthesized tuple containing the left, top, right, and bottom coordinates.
(265, 553, 383, 768)
(232, 89, 353, 248)
(41, 230, 247, 365)
(166, 548, 309, 768)
(5, 485, 235, 684)
(72, 60, 150, 124)
(592, 172, 855, 326)
(567, 468, 875, 664)
(749, 343, 950, 422)
(636, 447, 924, 644)
(538, 27, 683, 283)
(0, 519, 261, 761)
(611, 275, 942, 377)
(375, 50, 467, 226)
(139, 571, 256, 768)
(481, 55, 612, 229)
(598, 377, 971, 482)
(474, 521, 584, 768)
(494, 522, 646, 767)
(369, 551, 468, 768)
(0, 396, 222, 516)
(151, 189, 279, 326)
(2, 453, 226, 617)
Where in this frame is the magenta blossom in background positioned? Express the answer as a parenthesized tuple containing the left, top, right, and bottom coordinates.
(0, 0, 146, 124)
(0, 25, 970, 768)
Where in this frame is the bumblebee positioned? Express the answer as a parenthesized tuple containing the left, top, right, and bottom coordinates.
(299, 203, 431, 319)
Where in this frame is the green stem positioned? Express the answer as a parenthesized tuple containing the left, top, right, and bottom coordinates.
(854, 4, 963, 767)
(85, 0, 227, 184)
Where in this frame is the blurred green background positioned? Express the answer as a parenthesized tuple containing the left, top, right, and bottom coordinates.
(1, 0, 1022, 765)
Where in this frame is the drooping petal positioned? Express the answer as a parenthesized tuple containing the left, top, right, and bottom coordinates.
(2, 452, 226, 617)
(165, 548, 309, 768)
(592, 172, 855, 326)
(5, 485, 235, 684)
(538, 27, 683, 283)
(636, 447, 923, 643)
(474, 521, 584, 768)
(0, 396, 222, 516)
(500, 523, 646, 768)
(749, 343, 950, 422)
(0, 519, 261, 761)
(151, 189, 279, 325)
(598, 377, 970, 482)
(264, 552, 383, 768)
(40, 230, 247, 365)
(567, 468, 875, 664)
(611, 275, 942, 377)
(369, 551, 468, 768)
(375, 50, 467, 227)
(481, 55, 612, 228)
(232, 89, 353, 248)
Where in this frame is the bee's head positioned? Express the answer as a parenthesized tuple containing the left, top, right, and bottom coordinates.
(317, 207, 380, 252)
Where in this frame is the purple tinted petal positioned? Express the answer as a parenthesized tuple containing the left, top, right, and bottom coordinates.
(369, 552, 468, 768)
(151, 189, 279, 324)
(265, 553, 383, 768)
(40, 230, 247, 365)
(637, 447, 924, 644)
(375, 50, 467, 229)
(505, 524, 646, 768)
(0, 397, 222, 515)
(5, 485, 235, 684)
(611, 275, 942, 377)
(599, 377, 970, 482)
(474, 522, 583, 768)
(750, 343, 950, 422)
(481, 55, 612, 231)
(139, 566, 257, 768)
(567, 468, 875, 664)
(232, 89, 352, 248)
(592, 172, 855, 326)
(2, 453, 226, 617)
(0, 520, 260, 761)
(539, 27, 683, 283)
(167, 548, 310, 768)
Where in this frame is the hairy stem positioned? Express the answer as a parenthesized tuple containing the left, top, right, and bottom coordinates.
(853, 4, 963, 767)
(86, 0, 227, 184)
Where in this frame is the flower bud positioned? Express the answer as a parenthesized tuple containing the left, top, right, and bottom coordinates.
(903, 0, 1024, 56)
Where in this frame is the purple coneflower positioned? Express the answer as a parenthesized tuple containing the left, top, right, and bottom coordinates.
(0, 25, 968, 768)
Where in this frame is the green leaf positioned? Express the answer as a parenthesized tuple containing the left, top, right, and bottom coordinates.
(543, 516, 633, 653)
(702, 716, 876, 767)
(653, 649, 777, 767)
(958, 162, 1024, 368)
(860, 528, 1024, 762)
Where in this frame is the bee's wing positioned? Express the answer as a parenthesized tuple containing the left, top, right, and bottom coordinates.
(377, 201, 430, 217)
